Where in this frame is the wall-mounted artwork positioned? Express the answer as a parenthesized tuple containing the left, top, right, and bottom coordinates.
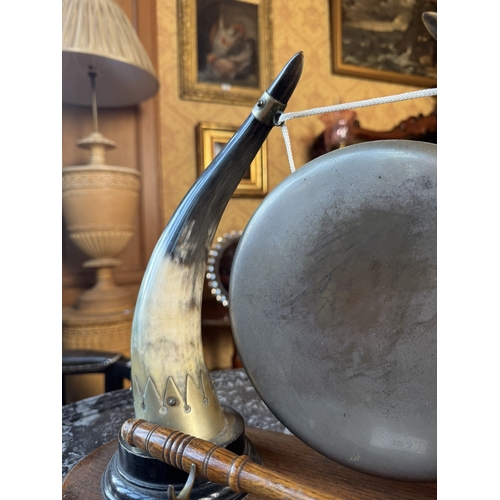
(179, 0, 273, 106)
(330, 0, 437, 87)
(196, 122, 268, 197)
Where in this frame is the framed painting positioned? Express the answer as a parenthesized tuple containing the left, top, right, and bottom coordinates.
(179, 0, 273, 106)
(196, 122, 268, 197)
(330, 0, 437, 87)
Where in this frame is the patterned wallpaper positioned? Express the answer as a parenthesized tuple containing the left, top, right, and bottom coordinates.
(156, 0, 436, 237)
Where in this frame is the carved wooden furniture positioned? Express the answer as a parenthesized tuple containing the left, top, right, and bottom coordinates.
(204, 230, 244, 369)
(310, 109, 437, 159)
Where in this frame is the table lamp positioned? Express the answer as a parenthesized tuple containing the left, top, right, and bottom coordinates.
(62, 0, 159, 398)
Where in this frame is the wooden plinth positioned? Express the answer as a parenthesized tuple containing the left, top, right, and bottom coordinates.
(62, 427, 436, 500)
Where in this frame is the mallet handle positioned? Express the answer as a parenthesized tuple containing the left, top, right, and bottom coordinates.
(121, 418, 340, 500)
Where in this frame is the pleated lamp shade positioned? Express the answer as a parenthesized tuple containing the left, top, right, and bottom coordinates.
(62, 0, 159, 107)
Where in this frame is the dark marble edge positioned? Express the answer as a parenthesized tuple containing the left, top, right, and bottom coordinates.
(62, 386, 133, 424)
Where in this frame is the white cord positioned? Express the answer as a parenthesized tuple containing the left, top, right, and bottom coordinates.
(276, 88, 437, 173)
(280, 122, 296, 172)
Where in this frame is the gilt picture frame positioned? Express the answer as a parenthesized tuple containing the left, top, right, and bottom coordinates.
(330, 0, 437, 87)
(179, 0, 273, 106)
(196, 123, 268, 197)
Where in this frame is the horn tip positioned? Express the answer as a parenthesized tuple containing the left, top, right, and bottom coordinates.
(267, 52, 304, 106)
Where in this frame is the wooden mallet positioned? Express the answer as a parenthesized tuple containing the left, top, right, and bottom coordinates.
(121, 418, 341, 500)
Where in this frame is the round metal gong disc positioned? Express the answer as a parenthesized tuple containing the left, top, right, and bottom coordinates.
(230, 140, 436, 482)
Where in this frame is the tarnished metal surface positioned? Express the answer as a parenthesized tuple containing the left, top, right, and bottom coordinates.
(230, 140, 437, 481)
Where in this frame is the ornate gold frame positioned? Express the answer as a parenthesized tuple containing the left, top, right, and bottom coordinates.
(178, 0, 273, 106)
(330, 0, 437, 87)
(196, 122, 268, 197)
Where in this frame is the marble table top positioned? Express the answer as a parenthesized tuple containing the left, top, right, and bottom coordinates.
(62, 368, 290, 479)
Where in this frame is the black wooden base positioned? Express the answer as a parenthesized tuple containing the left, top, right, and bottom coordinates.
(101, 435, 261, 500)
(101, 408, 261, 500)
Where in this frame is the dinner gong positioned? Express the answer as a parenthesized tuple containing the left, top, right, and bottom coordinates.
(230, 139, 437, 482)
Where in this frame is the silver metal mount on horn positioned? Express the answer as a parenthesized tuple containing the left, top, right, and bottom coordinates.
(252, 91, 286, 127)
